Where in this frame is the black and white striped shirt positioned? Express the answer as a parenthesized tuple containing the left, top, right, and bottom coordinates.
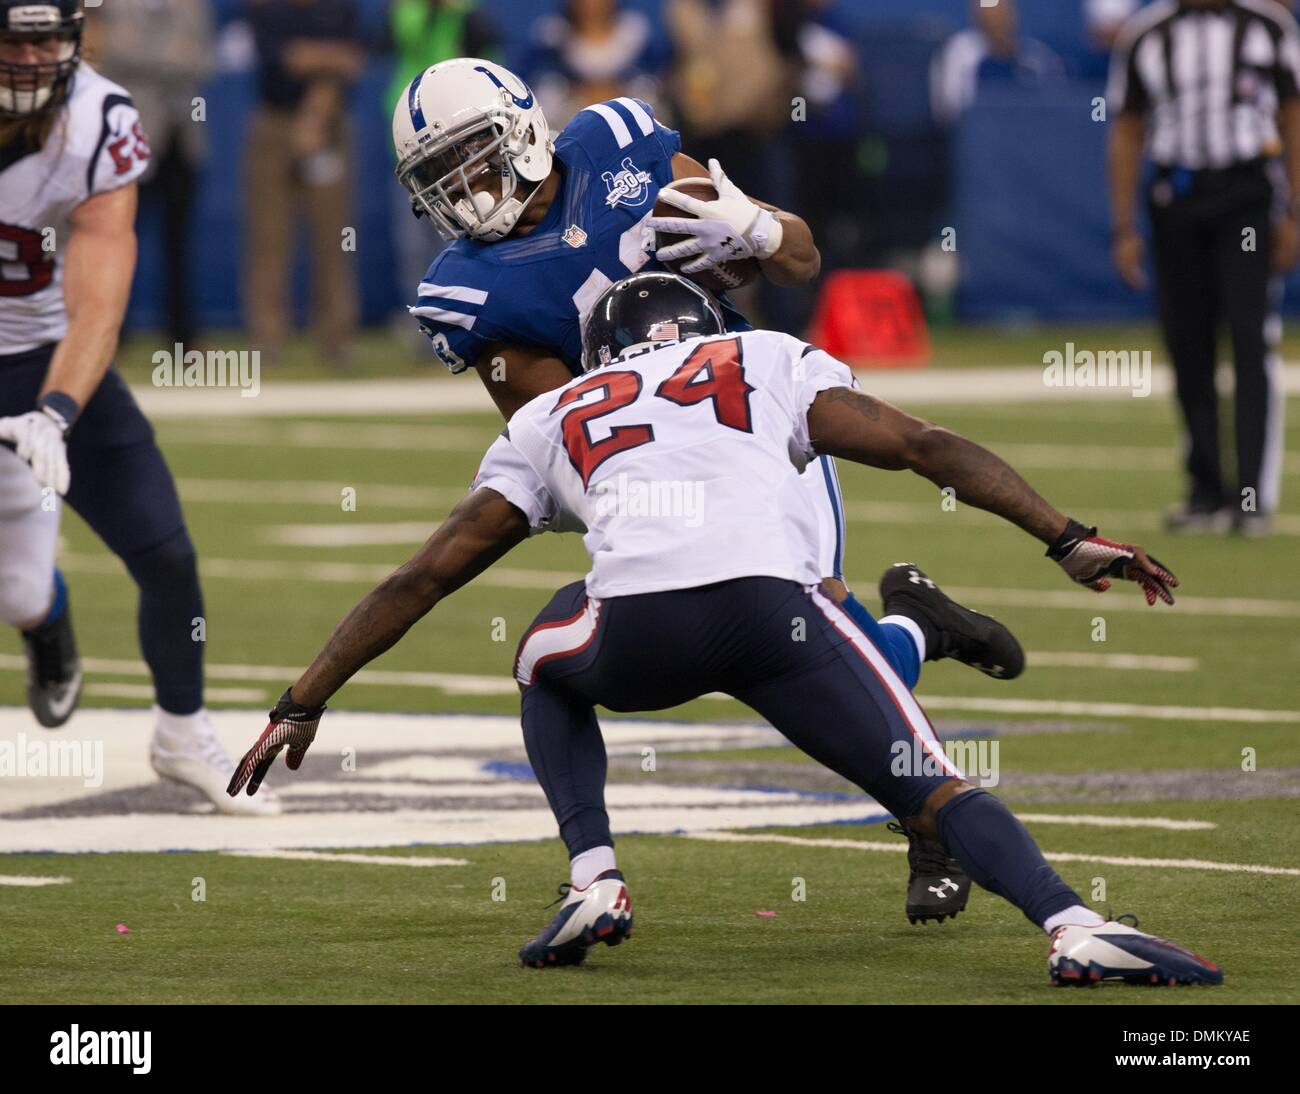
(1107, 0, 1300, 168)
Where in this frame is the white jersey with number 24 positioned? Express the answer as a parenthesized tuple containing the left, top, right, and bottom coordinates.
(473, 328, 856, 598)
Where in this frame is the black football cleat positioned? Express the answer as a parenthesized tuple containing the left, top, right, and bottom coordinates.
(880, 563, 1024, 680)
(21, 600, 82, 729)
(887, 821, 971, 925)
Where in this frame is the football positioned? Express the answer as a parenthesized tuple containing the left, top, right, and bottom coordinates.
(653, 177, 761, 294)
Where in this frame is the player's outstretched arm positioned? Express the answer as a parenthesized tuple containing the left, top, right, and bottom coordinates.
(292, 488, 530, 709)
(228, 488, 529, 796)
(664, 153, 821, 285)
(807, 386, 1177, 605)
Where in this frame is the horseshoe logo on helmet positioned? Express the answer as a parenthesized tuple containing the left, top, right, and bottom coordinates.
(473, 66, 534, 110)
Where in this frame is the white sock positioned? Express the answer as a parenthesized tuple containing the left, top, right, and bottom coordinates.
(880, 613, 926, 664)
(153, 705, 208, 739)
(1043, 905, 1106, 934)
(570, 846, 617, 890)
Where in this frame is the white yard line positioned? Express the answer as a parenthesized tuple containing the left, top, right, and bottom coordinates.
(131, 364, 1300, 419)
(0, 876, 72, 886)
(835, 500, 1300, 536)
(160, 484, 1300, 536)
(1026, 652, 1197, 672)
(157, 420, 490, 451)
(265, 522, 443, 547)
(941, 584, 1300, 619)
(220, 850, 469, 867)
(2, 655, 1283, 724)
(916, 695, 1300, 724)
(174, 478, 460, 510)
(975, 442, 1300, 476)
(0, 654, 522, 696)
(83, 682, 266, 703)
(1012, 813, 1215, 830)
(52, 551, 1300, 618)
(685, 832, 1299, 876)
(161, 432, 1300, 477)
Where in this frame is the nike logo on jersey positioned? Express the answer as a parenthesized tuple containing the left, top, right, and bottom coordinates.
(474, 66, 534, 110)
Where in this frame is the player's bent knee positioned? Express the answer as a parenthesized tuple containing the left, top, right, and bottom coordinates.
(122, 527, 199, 588)
(0, 569, 53, 628)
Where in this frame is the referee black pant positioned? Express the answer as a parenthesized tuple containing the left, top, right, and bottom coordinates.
(1148, 160, 1284, 514)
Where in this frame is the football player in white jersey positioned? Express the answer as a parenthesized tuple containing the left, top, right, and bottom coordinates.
(0, 0, 84, 727)
(393, 57, 1021, 922)
(228, 274, 1218, 988)
(0, 1, 276, 814)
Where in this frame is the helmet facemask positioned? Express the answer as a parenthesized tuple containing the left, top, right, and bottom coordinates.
(0, 17, 81, 119)
(397, 109, 542, 242)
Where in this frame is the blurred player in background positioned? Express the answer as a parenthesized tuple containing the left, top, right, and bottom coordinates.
(243, 0, 364, 368)
(85, 0, 216, 350)
(392, 57, 1035, 924)
(227, 272, 1211, 988)
(0, 0, 275, 814)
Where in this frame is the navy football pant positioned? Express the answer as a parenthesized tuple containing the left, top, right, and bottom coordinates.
(517, 576, 1087, 928)
(516, 576, 959, 858)
(1, 346, 204, 713)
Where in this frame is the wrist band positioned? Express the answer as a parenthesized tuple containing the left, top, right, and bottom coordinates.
(1045, 518, 1093, 560)
(752, 210, 784, 260)
(37, 391, 80, 433)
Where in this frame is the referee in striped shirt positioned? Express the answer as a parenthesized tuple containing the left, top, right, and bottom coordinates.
(1108, 0, 1299, 535)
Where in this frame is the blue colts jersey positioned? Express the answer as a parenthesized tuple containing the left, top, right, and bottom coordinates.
(410, 96, 750, 376)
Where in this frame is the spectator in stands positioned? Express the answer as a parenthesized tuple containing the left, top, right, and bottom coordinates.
(243, 0, 364, 367)
(87, 0, 216, 348)
(930, 0, 1065, 127)
(1086, 0, 1140, 52)
(1080, 0, 1140, 79)
(666, 0, 799, 191)
(383, 1, 499, 348)
(790, 0, 864, 275)
(522, 0, 669, 128)
(666, 0, 802, 328)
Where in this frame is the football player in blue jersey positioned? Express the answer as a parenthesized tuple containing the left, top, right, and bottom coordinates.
(390, 58, 1018, 923)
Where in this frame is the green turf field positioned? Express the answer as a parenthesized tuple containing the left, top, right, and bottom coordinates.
(1, 327, 1297, 1003)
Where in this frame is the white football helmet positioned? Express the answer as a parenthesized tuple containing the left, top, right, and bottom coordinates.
(392, 57, 553, 243)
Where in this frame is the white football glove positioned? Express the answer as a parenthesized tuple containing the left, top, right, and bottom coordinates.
(0, 406, 71, 495)
(648, 158, 784, 274)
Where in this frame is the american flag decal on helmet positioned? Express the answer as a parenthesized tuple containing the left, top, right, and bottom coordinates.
(648, 322, 679, 342)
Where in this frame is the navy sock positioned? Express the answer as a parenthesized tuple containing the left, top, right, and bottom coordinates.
(521, 680, 613, 858)
(937, 788, 1083, 928)
(841, 592, 920, 688)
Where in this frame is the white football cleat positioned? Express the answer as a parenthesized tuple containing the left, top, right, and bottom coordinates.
(150, 709, 282, 817)
(519, 869, 634, 968)
(1048, 916, 1222, 987)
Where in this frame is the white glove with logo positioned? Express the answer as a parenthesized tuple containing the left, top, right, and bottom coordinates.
(649, 158, 784, 274)
(0, 405, 72, 495)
